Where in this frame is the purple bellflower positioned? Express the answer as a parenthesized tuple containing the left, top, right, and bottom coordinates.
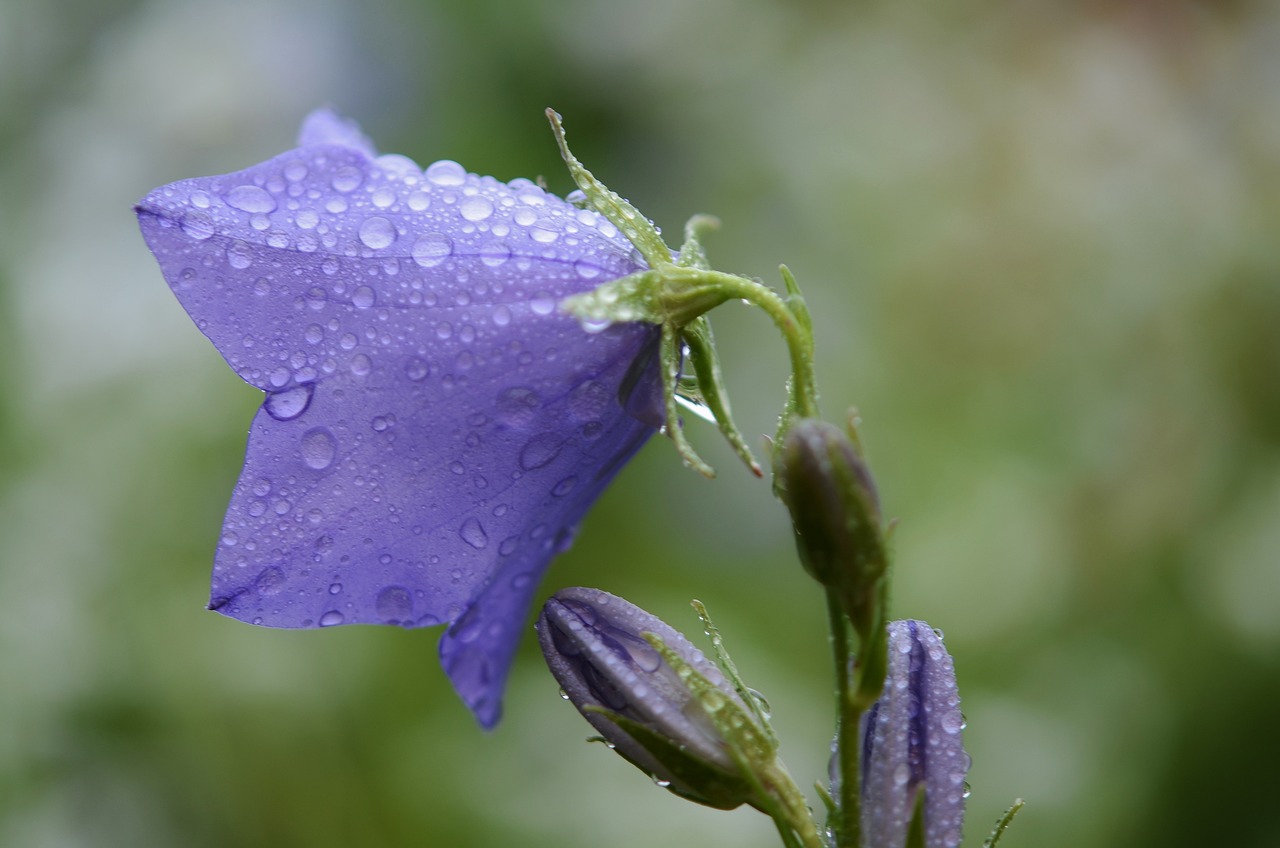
(860, 620, 970, 848)
(136, 109, 663, 728)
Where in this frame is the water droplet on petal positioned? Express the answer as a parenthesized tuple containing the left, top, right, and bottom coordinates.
(255, 566, 286, 595)
(496, 387, 540, 427)
(319, 610, 345, 627)
(425, 160, 466, 186)
(358, 216, 396, 249)
(180, 212, 214, 240)
(264, 384, 314, 420)
(519, 433, 563, 470)
(352, 285, 376, 308)
(460, 195, 494, 221)
(331, 166, 363, 193)
(225, 184, 276, 213)
(405, 356, 430, 381)
(376, 586, 413, 622)
(301, 427, 336, 470)
(460, 517, 489, 549)
(551, 476, 577, 497)
(412, 233, 452, 268)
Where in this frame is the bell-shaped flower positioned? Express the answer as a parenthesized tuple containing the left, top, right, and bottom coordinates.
(536, 587, 772, 810)
(860, 620, 970, 848)
(135, 109, 663, 728)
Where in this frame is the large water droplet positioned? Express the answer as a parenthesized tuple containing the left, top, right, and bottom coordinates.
(425, 160, 466, 186)
(180, 211, 214, 240)
(412, 233, 452, 268)
(331, 166, 363, 193)
(352, 285, 376, 308)
(405, 356, 430, 381)
(460, 195, 494, 222)
(376, 586, 414, 622)
(264, 384, 314, 420)
(225, 184, 276, 213)
(551, 476, 577, 497)
(519, 433, 563, 470)
(460, 517, 489, 549)
(319, 610, 345, 627)
(255, 566, 286, 595)
(358, 216, 396, 249)
(301, 427, 336, 470)
(495, 386, 540, 427)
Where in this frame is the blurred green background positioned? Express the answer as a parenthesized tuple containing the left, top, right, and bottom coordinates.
(3, 0, 1279, 845)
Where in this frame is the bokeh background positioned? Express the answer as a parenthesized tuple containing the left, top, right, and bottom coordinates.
(3, 0, 1279, 846)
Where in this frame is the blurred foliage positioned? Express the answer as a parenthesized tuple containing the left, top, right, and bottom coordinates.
(2, 0, 1279, 846)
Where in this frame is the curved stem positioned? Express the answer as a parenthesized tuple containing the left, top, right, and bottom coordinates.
(667, 267, 819, 421)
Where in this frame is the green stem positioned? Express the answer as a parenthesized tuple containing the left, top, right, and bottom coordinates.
(666, 267, 819, 421)
(829, 591, 862, 848)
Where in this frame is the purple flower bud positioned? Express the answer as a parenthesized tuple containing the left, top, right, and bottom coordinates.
(135, 109, 663, 728)
(536, 587, 757, 809)
(860, 620, 969, 848)
(778, 418, 885, 639)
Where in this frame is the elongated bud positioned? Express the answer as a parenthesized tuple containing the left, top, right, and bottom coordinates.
(778, 418, 886, 640)
(860, 620, 970, 848)
(536, 587, 760, 809)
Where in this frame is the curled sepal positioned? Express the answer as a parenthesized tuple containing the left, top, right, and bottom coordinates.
(982, 799, 1025, 848)
(690, 599, 776, 748)
(859, 621, 970, 848)
(549, 110, 813, 480)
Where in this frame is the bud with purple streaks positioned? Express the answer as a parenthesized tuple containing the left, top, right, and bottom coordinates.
(536, 587, 769, 810)
(859, 620, 970, 848)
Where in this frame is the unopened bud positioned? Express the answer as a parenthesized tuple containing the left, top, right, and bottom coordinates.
(778, 418, 886, 638)
(536, 587, 761, 810)
(860, 620, 970, 848)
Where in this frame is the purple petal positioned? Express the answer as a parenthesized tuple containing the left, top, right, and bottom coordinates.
(136, 110, 661, 727)
(861, 620, 969, 848)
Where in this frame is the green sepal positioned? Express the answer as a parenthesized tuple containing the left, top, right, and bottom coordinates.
(905, 787, 927, 848)
(983, 798, 1026, 848)
(681, 318, 763, 477)
(582, 705, 756, 810)
(644, 633, 778, 771)
(691, 599, 776, 747)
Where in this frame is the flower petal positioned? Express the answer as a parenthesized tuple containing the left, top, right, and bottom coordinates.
(136, 110, 661, 727)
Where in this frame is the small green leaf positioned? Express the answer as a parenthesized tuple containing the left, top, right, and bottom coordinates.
(983, 798, 1026, 848)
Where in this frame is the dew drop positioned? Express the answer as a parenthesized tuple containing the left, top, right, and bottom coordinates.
(180, 212, 214, 240)
(376, 586, 414, 622)
(331, 166, 363, 193)
(328, 582, 342, 595)
(226, 242, 253, 269)
(496, 387, 540, 427)
(492, 305, 512, 326)
(551, 476, 577, 497)
(460, 517, 489, 549)
(942, 710, 964, 735)
(301, 427, 336, 470)
(460, 195, 494, 222)
(358, 216, 396, 249)
(350, 354, 372, 376)
(319, 610, 345, 627)
(352, 285, 376, 308)
(264, 384, 314, 421)
(479, 239, 510, 267)
(225, 184, 276, 213)
(499, 536, 519, 556)
(412, 233, 452, 268)
(519, 433, 563, 470)
(530, 293, 555, 315)
(255, 566, 286, 595)
(405, 356, 430, 381)
(425, 160, 466, 186)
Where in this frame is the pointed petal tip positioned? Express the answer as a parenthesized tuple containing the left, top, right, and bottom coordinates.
(297, 107, 377, 157)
